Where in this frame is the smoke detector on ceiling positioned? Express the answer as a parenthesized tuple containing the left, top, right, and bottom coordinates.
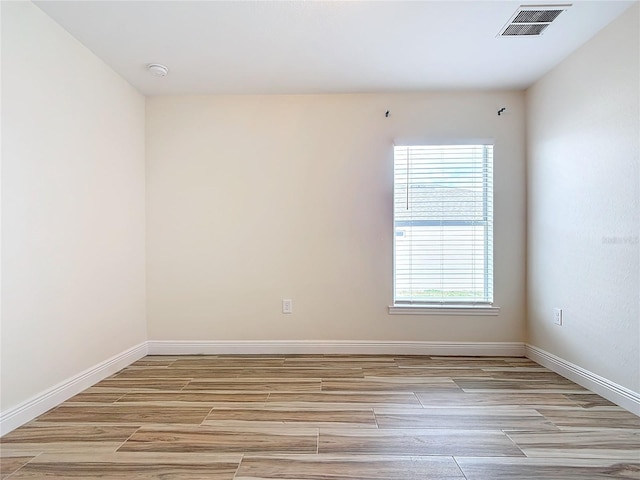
(147, 64, 169, 77)
(499, 4, 571, 37)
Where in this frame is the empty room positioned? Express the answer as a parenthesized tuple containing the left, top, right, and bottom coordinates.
(1, 0, 639, 478)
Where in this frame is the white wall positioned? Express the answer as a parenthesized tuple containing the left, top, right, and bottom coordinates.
(526, 4, 639, 392)
(146, 92, 526, 343)
(1, 2, 147, 411)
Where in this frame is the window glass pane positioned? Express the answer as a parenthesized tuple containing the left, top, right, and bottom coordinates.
(393, 144, 493, 305)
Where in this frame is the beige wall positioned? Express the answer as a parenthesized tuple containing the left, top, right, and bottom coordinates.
(1, 2, 147, 410)
(526, 5, 639, 392)
(146, 92, 526, 342)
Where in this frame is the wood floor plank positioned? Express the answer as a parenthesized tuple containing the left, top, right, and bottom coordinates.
(0, 456, 35, 478)
(318, 429, 525, 456)
(482, 370, 580, 382)
(64, 392, 126, 403)
(235, 367, 365, 379)
(0, 422, 135, 456)
(113, 367, 241, 379)
(504, 359, 544, 366)
(506, 430, 640, 459)
(362, 366, 491, 377)
(172, 357, 285, 368)
(294, 355, 397, 361)
(0, 443, 125, 456)
(0, 424, 138, 444)
(91, 378, 191, 390)
(374, 407, 560, 430)
(115, 367, 364, 379)
(118, 426, 318, 454)
(536, 408, 640, 429)
(416, 391, 579, 408)
(287, 355, 395, 360)
(36, 404, 212, 425)
(482, 367, 551, 372)
(562, 393, 618, 409)
(183, 379, 321, 392)
(322, 377, 458, 392)
(431, 356, 518, 361)
(395, 358, 512, 368)
(267, 392, 422, 407)
(204, 407, 377, 428)
(455, 457, 640, 479)
(130, 359, 177, 367)
(282, 359, 397, 369)
(454, 378, 589, 392)
(116, 392, 268, 404)
(236, 454, 466, 479)
(137, 355, 194, 361)
(6, 453, 241, 479)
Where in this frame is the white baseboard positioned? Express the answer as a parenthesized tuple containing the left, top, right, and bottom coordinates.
(526, 344, 640, 416)
(0, 342, 148, 436)
(147, 340, 526, 357)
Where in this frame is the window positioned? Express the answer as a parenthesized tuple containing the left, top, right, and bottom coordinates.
(392, 144, 494, 310)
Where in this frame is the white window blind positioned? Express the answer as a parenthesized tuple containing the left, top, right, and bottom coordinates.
(393, 144, 494, 305)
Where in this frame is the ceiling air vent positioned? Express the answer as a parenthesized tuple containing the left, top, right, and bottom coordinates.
(499, 4, 571, 37)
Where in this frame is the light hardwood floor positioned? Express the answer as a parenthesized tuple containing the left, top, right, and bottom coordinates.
(1, 355, 639, 479)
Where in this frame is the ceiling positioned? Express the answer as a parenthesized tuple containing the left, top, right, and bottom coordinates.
(34, 0, 636, 96)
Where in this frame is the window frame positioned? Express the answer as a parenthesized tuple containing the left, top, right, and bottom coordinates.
(389, 141, 500, 316)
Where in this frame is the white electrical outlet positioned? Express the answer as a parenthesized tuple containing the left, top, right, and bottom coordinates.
(553, 308, 562, 326)
(282, 299, 293, 314)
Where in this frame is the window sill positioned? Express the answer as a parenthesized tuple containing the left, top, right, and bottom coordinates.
(388, 305, 500, 316)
